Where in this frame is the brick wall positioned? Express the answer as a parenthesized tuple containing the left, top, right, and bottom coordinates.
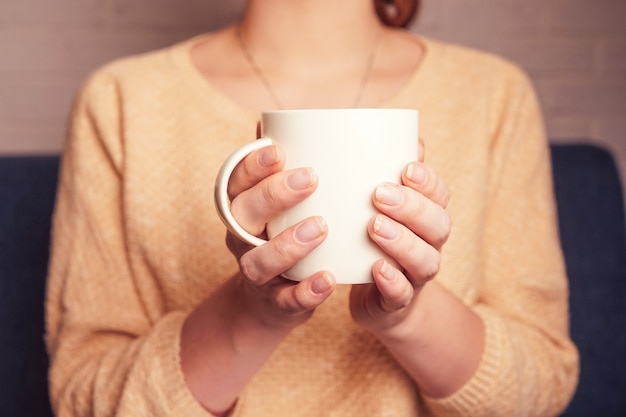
(0, 0, 245, 153)
(413, 0, 626, 189)
(1, 0, 625, 188)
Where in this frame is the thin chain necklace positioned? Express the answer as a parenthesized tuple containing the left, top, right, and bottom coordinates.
(235, 25, 381, 109)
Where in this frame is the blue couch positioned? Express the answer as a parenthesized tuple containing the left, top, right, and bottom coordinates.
(1, 144, 625, 417)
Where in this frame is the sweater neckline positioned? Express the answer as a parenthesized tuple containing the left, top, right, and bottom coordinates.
(170, 30, 441, 118)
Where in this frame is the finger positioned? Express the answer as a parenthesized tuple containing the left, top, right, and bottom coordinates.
(239, 216, 328, 285)
(226, 230, 251, 260)
(227, 145, 286, 198)
(271, 271, 336, 316)
(231, 167, 318, 236)
(372, 260, 414, 312)
(373, 182, 451, 249)
(369, 214, 442, 286)
(403, 162, 450, 209)
(418, 137, 425, 163)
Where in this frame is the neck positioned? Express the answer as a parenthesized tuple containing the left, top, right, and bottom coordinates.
(239, 0, 383, 66)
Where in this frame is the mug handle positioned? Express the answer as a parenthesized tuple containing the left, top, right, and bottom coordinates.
(214, 137, 274, 247)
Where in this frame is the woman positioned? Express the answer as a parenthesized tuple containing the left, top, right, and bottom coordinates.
(45, 0, 579, 416)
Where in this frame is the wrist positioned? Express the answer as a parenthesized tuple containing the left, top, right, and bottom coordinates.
(180, 276, 292, 413)
(371, 281, 486, 398)
(370, 283, 430, 346)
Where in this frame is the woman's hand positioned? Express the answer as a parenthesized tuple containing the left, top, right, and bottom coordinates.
(225, 144, 336, 329)
(349, 142, 484, 398)
(350, 141, 451, 336)
(181, 143, 336, 415)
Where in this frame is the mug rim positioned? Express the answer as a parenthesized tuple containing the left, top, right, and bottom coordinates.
(261, 108, 418, 115)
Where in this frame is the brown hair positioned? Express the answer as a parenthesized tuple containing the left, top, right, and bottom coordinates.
(374, 0, 420, 28)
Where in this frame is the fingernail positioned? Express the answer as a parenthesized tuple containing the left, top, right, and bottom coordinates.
(295, 217, 326, 243)
(407, 163, 427, 184)
(373, 215, 398, 240)
(312, 273, 333, 294)
(379, 261, 396, 281)
(375, 183, 403, 206)
(287, 168, 315, 190)
(258, 146, 279, 167)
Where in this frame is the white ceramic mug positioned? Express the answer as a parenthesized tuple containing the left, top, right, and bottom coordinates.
(215, 108, 419, 284)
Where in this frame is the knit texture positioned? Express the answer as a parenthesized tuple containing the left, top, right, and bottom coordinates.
(45, 33, 579, 417)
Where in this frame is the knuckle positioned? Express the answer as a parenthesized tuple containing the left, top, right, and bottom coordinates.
(406, 231, 423, 256)
(242, 155, 257, 178)
(442, 212, 451, 236)
(408, 245, 441, 284)
(274, 298, 293, 315)
(414, 193, 428, 217)
(440, 184, 451, 208)
(424, 249, 441, 279)
(239, 252, 263, 285)
(260, 179, 280, 207)
(277, 291, 313, 317)
(400, 283, 414, 308)
(434, 211, 452, 247)
(379, 297, 396, 312)
(381, 291, 410, 312)
(272, 238, 296, 262)
(292, 288, 314, 312)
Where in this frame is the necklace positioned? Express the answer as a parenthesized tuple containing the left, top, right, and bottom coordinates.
(235, 25, 381, 109)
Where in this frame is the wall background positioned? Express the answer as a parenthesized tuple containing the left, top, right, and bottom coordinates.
(1, 0, 625, 185)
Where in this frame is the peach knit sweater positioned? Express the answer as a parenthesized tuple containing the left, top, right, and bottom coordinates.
(45, 34, 579, 417)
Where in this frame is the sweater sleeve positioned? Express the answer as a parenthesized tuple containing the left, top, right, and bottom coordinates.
(423, 65, 579, 417)
(44, 68, 217, 417)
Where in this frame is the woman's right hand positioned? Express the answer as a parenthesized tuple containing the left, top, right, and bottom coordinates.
(225, 144, 336, 328)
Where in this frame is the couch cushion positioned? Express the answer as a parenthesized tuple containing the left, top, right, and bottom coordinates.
(0, 156, 59, 417)
(551, 144, 626, 417)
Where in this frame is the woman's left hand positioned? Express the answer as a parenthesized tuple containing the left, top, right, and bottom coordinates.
(350, 142, 451, 336)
